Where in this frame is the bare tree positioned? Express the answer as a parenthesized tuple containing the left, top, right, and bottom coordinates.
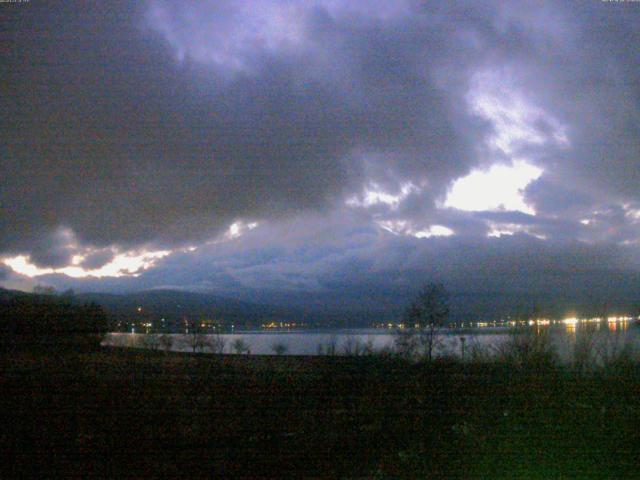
(327, 334, 338, 356)
(362, 337, 375, 356)
(159, 334, 174, 353)
(210, 332, 226, 354)
(394, 327, 419, 359)
(231, 338, 249, 354)
(316, 336, 338, 356)
(271, 341, 288, 355)
(186, 319, 208, 353)
(404, 283, 450, 361)
(342, 335, 359, 356)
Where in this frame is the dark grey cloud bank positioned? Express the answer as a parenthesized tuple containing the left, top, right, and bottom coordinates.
(32, 214, 640, 319)
(1, 0, 639, 313)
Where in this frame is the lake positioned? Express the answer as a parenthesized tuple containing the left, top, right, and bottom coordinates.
(104, 320, 640, 362)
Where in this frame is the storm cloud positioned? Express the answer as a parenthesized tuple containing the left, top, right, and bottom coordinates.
(1, 0, 639, 312)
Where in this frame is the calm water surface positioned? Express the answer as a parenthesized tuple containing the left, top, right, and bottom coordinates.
(104, 322, 640, 361)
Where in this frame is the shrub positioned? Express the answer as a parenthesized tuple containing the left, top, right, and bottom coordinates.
(571, 327, 598, 374)
(342, 335, 360, 356)
(142, 334, 161, 351)
(466, 340, 494, 363)
(594, 329, 636, 371)
(210, 333, 226, 354)
(362, 337, 375, 356)
(494, 328, 559, 370)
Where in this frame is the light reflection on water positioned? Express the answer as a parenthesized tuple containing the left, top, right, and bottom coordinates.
(103, 323, 640, 362)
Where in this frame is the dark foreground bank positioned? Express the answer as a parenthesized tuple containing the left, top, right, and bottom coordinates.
(2, 346, 640, 478)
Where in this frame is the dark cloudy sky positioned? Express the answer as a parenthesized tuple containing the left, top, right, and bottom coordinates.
(1, 1, 639, 314)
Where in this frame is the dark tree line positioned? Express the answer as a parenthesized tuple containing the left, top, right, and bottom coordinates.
(0, 292, 108, 349)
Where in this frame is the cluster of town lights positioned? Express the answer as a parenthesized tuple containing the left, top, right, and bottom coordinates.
(261, 321, 298, 329)
(376, 316, 638, 330)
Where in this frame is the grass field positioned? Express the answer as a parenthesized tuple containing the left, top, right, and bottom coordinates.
(2, 346, 640, 478)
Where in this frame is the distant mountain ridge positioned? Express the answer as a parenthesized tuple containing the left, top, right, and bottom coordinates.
(73, 289, 305, 328)
(2, 282, 638, 330)
(0, 287, 385, 329)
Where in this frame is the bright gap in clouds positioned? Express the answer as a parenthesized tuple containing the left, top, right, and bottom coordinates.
(414, 225, 454, 238)
(443, 161, 542, 214)
(377, 220, 454, 238)
(0, 220, 263, 281)
(2, 250, 171, 279)
(346, 182, 418, 209)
